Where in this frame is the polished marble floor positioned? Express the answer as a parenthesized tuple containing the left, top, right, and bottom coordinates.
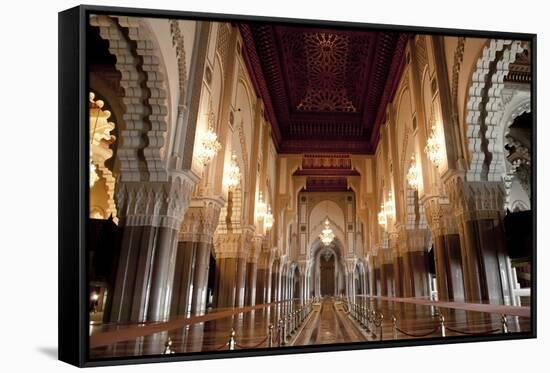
(89, 297, 531, 359)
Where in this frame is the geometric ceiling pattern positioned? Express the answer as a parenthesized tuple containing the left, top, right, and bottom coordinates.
(239, 23, 410, 154)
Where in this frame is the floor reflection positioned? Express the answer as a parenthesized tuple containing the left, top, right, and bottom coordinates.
(89, 297, 531, 359)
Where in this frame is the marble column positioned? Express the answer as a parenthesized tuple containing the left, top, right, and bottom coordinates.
(401, 227, 431, 298)
(213, 228, 254, 308)
(379, 250, 394, 296)
(372, 252, 382, 296)
(424, 197, 465, 301)
(447, 176, 509, 304)
(255, 261, 269, 305)
(171, 197, 222, 316)
(109, 178, 195, 323)
(244, 236, 262, 306)
(389, 233, 403, 297)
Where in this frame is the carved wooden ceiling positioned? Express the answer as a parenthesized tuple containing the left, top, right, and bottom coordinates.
(239, 23, 410, 154)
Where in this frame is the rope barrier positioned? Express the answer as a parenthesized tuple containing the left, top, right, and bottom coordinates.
(445, 326, 501, 335)
(214, 342, 229, 351)
(395, 326, 441, 338)
(235, 336, 269, 349)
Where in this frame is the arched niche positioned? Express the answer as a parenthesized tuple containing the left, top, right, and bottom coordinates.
(309, 239, 347, 298)
(89, 91, 117, 222)
(308, 200, 346, 250)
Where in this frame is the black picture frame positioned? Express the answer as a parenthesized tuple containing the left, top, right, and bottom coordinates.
(58, 4, 537, 367)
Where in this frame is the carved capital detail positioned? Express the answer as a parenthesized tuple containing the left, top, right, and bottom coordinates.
(423, 197, 458, 237)
(397, 225, 431, 253)
(213, 226, 255, 259)
(115, 173, 197, 230)
(445, 173, 504, 222)
(179, 197, 224, 243)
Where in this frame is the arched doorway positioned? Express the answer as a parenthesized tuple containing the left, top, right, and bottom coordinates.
(320, 251, 335, 296)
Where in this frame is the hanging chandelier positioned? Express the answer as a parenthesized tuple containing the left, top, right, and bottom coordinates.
(377, 202, 387, 227)
(406, 154, 421, 190)
(224, 153, 241, 189)
(319, 218, 335, 246)
(385, 191, 395, 218)
(256, 191, 267, 219)
(264, 205, 274, 230)
(424, 124, 443, 168)
(196, 126, 221, 166)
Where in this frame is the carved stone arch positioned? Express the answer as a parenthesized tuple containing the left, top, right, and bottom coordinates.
(235, 77, 254, 185)
(465, 39, 525, 182)
(212, 53, 225, 129)
(169, 20, 189, 111)
(502, 95, 531, 208)
(116, 16, 171, 180)
(451, 37, 467, 111)
(89, 91, 118, 221)
(90, 15, 148, 183)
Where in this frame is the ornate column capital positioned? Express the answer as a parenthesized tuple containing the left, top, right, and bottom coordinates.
(213, 226, 255, 259)
(444, 172, 505, 221)
(115, 172, 197, 230)
(179, 196, 224, 243)
(247, 234, 264, 263)
(396, 223, 430, 253)
(422, 196, 458, 237)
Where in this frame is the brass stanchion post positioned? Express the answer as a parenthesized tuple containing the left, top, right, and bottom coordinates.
(228, 328, 236, 350)
(163, 337, 174, 354)
(392, 315, 397, 340)
(439, 315, 446, 337)
(268, 324, 274, 348)
(501, 314, 509, 334)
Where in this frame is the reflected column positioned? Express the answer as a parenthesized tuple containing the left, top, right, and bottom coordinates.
(446, 176, 509, 304)
(172, 198, 222, 316)
(213, 228, 254, 308)
(423, 197, 464, 301)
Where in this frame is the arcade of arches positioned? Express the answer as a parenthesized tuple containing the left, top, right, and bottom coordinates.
(87, 15, 533, 357)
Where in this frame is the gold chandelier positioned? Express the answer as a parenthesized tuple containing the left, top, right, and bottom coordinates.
(319, 218, 335, 246)
(256, 191, 267, 219)
(424, 124, 443, 168)
(385, 191, 395, 218)
(264, 205, 274, 230)
(196, 126, 221, 166)
(406, 154, 421, 190)
(377, 202, 387, 227)
(224, 153, 241, 189)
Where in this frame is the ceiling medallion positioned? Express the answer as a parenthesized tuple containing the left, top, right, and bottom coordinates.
(297, 33, 356, 112)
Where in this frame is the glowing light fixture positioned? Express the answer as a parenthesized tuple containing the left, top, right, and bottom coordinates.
(264, 205, 274, 230)
(385, 191, 395, 218)
(224, 153, 241, 189)
(256, 191, 267, 219)
(196, 126, 221, 166)
(377, 202, 387, 227)
(424, 124, 444, 168)
(406, 154, 421, 190)
(319, 218, 335, 246)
